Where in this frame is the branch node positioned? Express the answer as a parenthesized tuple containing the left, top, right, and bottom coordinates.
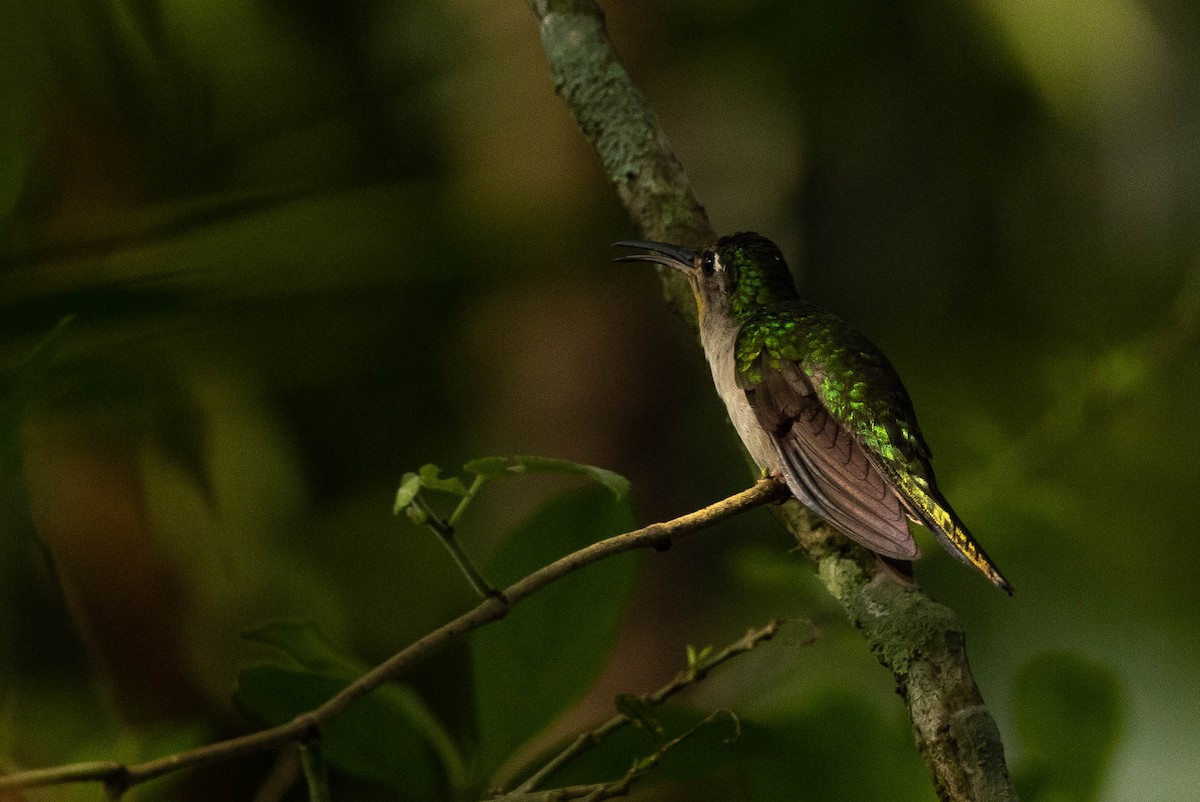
(644, 524, 672, 552)
(102, 766, 132, 800)
(485, 589, 511, 618)
(293, 714, 322, 745)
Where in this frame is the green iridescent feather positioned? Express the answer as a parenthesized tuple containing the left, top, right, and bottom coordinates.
(735, 305, 930, 477)
(718, 233, 1010, 592)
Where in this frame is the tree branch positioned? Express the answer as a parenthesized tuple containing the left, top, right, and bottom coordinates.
(0, 479, 787, 795)
(526, 3, 1017, 800)
(490, 709, 739, 802)
(527, 0, 712, 325)
(508, 619, 804, 795)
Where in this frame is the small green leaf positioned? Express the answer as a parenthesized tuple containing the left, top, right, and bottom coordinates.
(630, 754, 657, 772)
(686, 644, 713, 670)
(461, 456, 511, 478)
(464, 455, 630, 498)
(393, 472, 424, 515)
(394, 465, 468, 517)
(418, 463, 470, 496)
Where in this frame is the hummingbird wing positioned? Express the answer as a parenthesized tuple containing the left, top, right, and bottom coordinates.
(736, 307, 1012, 592)
(745, 357, 919, 560)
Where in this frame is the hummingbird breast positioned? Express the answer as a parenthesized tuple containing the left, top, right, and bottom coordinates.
(699, 312, 780, 472)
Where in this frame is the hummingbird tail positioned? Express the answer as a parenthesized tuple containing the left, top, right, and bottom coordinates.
(896, 475, 1013, 595)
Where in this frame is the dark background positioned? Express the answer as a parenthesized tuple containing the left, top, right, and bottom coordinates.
(1, 1, 1197, 800)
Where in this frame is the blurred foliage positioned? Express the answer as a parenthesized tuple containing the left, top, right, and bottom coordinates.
(471, 486, 639, 786)
(235, 617, 462, 798)
(1014, 653, 1123, 802)
(1, 0, 1198, 800)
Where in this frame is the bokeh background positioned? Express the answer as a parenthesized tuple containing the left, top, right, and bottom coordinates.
(1, 1, 1197, 800)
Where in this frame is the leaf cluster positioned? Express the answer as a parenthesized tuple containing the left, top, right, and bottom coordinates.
(234, 457, 642, 798)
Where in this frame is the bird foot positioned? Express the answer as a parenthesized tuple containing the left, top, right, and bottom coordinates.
(761, 468, 792, 504)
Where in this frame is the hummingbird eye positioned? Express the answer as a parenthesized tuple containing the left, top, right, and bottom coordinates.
(700, 251, 717, 274)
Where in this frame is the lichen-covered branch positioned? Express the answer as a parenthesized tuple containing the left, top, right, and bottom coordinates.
(526, 3, 1018, 800)
(527, 0, 711, 323)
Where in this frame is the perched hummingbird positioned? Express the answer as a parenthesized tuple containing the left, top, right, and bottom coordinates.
(616, 232, 1011, 594)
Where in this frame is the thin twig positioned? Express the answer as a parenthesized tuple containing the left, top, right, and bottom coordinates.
(449, 474, 487, 527)
(508, 619, 806, 795)
(250, 748, 301, 802)
(414, 493, 497, 597)
(0, 479, 787, 794)
(297, 739, 332, 802)
(489, 709, 737, 802)
(526, 3, 1018, 800)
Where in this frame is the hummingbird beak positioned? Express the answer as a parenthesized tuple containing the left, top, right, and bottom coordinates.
(612, 240, 697, 273)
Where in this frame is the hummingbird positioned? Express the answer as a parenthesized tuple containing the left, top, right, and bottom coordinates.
(616, 232, 1011, 594)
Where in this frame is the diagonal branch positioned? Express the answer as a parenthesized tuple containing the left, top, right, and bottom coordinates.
(525, 2, 1017, 800)
(508, 618, 806, 795)
(491, 709, 740, 802)
(0, 479, 787, 795)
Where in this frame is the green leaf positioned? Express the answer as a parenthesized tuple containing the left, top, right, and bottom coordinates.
(238, 621, 469, 793)
(418, 463, 470, 495)
(686, 644, 713, 670)
(630, 753, 657, 772)
(394, 465, 470, 517)
(393, 472, 424, 515)
(1014, 653, 1123, 802)
(234, 665, 468, 795)
(464, 455, 630, 499)
(393, 463, 468, 521)
(379, 685, 470, 794)
(241, 620, 362, 677)
(406, 503, 428, 524)
(470, 486, 640, 781)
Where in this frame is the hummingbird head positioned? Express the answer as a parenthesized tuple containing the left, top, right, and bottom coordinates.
(615, 232, 798, 324)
